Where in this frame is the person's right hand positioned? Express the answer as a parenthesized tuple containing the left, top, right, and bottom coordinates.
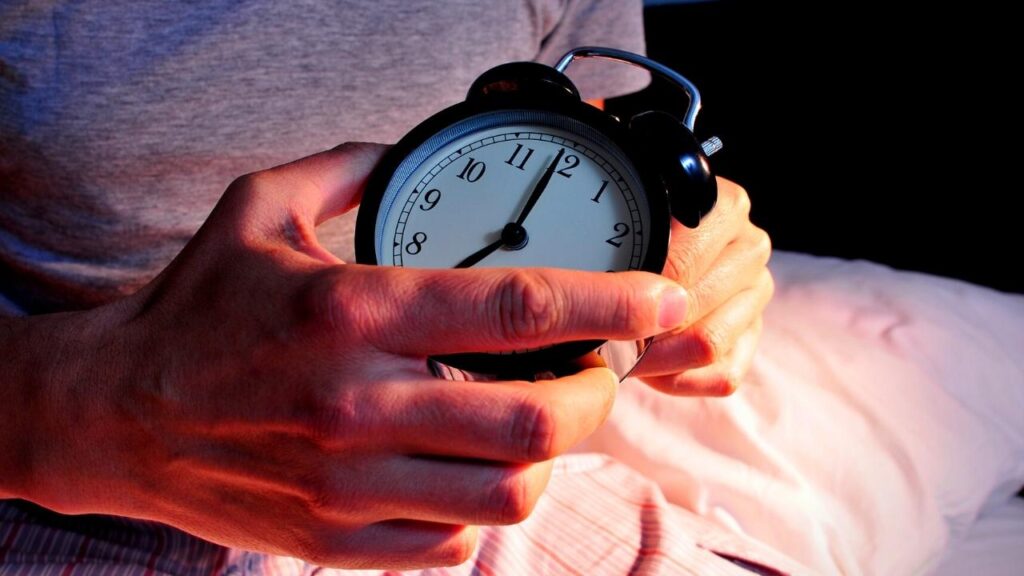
(13, 144, 689, 569)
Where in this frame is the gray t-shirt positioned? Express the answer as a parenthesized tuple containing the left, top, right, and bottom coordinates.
(0, 0, 647, 315)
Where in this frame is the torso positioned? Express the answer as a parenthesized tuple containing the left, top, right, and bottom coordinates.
(2, 0, 628, 313)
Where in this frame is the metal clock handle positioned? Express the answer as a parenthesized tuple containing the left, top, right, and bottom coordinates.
(554, 46, 703, 131)
(557, 46, 721, 228)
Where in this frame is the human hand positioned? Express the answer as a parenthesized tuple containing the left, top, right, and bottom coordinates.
(632, 177, 774, 396)
(16, 144, 689, 569)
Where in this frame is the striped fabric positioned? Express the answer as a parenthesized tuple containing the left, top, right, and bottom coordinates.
(0, 455, 808, 575)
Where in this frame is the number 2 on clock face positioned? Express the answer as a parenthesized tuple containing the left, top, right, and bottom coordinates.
(379, 124, 650, 272)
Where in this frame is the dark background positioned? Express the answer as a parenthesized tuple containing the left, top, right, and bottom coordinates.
(608, 1, 1019, 293)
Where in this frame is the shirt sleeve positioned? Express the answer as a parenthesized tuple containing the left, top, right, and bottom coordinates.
(534, 0, 650, 100)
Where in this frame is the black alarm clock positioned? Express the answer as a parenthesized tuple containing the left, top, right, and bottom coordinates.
(355, 47, 720, 379)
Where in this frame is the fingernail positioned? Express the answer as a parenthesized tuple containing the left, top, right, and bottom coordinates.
(658, 286, 688, 329)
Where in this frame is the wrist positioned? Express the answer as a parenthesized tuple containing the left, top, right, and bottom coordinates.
(0, 313, 49, 499)
(0, 304, 130, 509)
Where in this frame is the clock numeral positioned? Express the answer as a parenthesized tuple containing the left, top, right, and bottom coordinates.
(605, 222, 630, 248)
(419, 188, 441, 211)
(556, 154, 580, 178)
(405, 232, 428, 255)
(591, 180, 609, 203)
(505, 143, 535, 170)
(457, 157, 486, 182)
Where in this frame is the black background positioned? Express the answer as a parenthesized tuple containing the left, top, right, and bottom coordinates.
(608, 1, 1019, 293)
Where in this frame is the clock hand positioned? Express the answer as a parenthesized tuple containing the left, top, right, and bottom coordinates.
(514, 147, 565, 226)
(454, 236, 505, 268)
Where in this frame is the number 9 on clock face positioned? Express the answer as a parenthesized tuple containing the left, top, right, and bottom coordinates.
(366, 111, 654, 273)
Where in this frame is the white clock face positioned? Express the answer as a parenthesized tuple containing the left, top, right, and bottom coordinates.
(375, 119, 650, 272)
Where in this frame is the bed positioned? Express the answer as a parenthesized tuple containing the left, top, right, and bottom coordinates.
(584, 250, 1024, 574)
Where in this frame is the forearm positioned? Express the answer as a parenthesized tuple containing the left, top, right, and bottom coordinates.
(1, 313, 50, 499)
(0, 308, 121, 503)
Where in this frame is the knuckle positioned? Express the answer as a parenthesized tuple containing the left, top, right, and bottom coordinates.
(331, 141, 360, 156)
(299, 470, 347, 517)
(437, 528, 478, 566)
(302, 269, 376, 344)
(495, 271, 560, 343)
(711, 370, 742, 397)
(734, 184, 752, 217)
(218, 172, 269, 230)
(490, 473, 534, 524)
(324, 271, 365, 330)
(225, 172, 259, 197)
(299, 389, 366, 445)
(666, 241, 701, 286)
(227, 171, 276, 206)
(718, 178, 750, 215)
(297, 271, 340, 331)
(662, 252, 684, 282)
(690, 323, 725, 366)
(510, 397, 558, 462)
(750, 226, 773, 263)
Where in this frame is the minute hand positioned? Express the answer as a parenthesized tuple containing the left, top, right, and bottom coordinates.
(514, 147, 565, 226)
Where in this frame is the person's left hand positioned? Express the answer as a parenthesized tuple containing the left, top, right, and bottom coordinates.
(632, 177, 774, 396)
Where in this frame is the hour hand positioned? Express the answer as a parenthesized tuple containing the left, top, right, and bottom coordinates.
(454, 236, 505, 268)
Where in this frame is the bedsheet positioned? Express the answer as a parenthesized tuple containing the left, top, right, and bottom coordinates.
(931, 497, 1024, 576)
(582, 251, 1024, 574)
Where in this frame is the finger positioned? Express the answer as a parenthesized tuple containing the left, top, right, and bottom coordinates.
(257, 142, 390, 224)
(370, 367, 619, 463)
(642, 316, 763, 396)
(182, 367, 615, 496)
(176, 435, 539, 529)
(340, 457, 553, 526)
(319, 266, 688, 355)
(307, 521, 477, 569)
(677, 224, 771, 329)
(183, 436, 553, 526)
(662, 177, 750, 286)
(635, 269, 774, 378)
